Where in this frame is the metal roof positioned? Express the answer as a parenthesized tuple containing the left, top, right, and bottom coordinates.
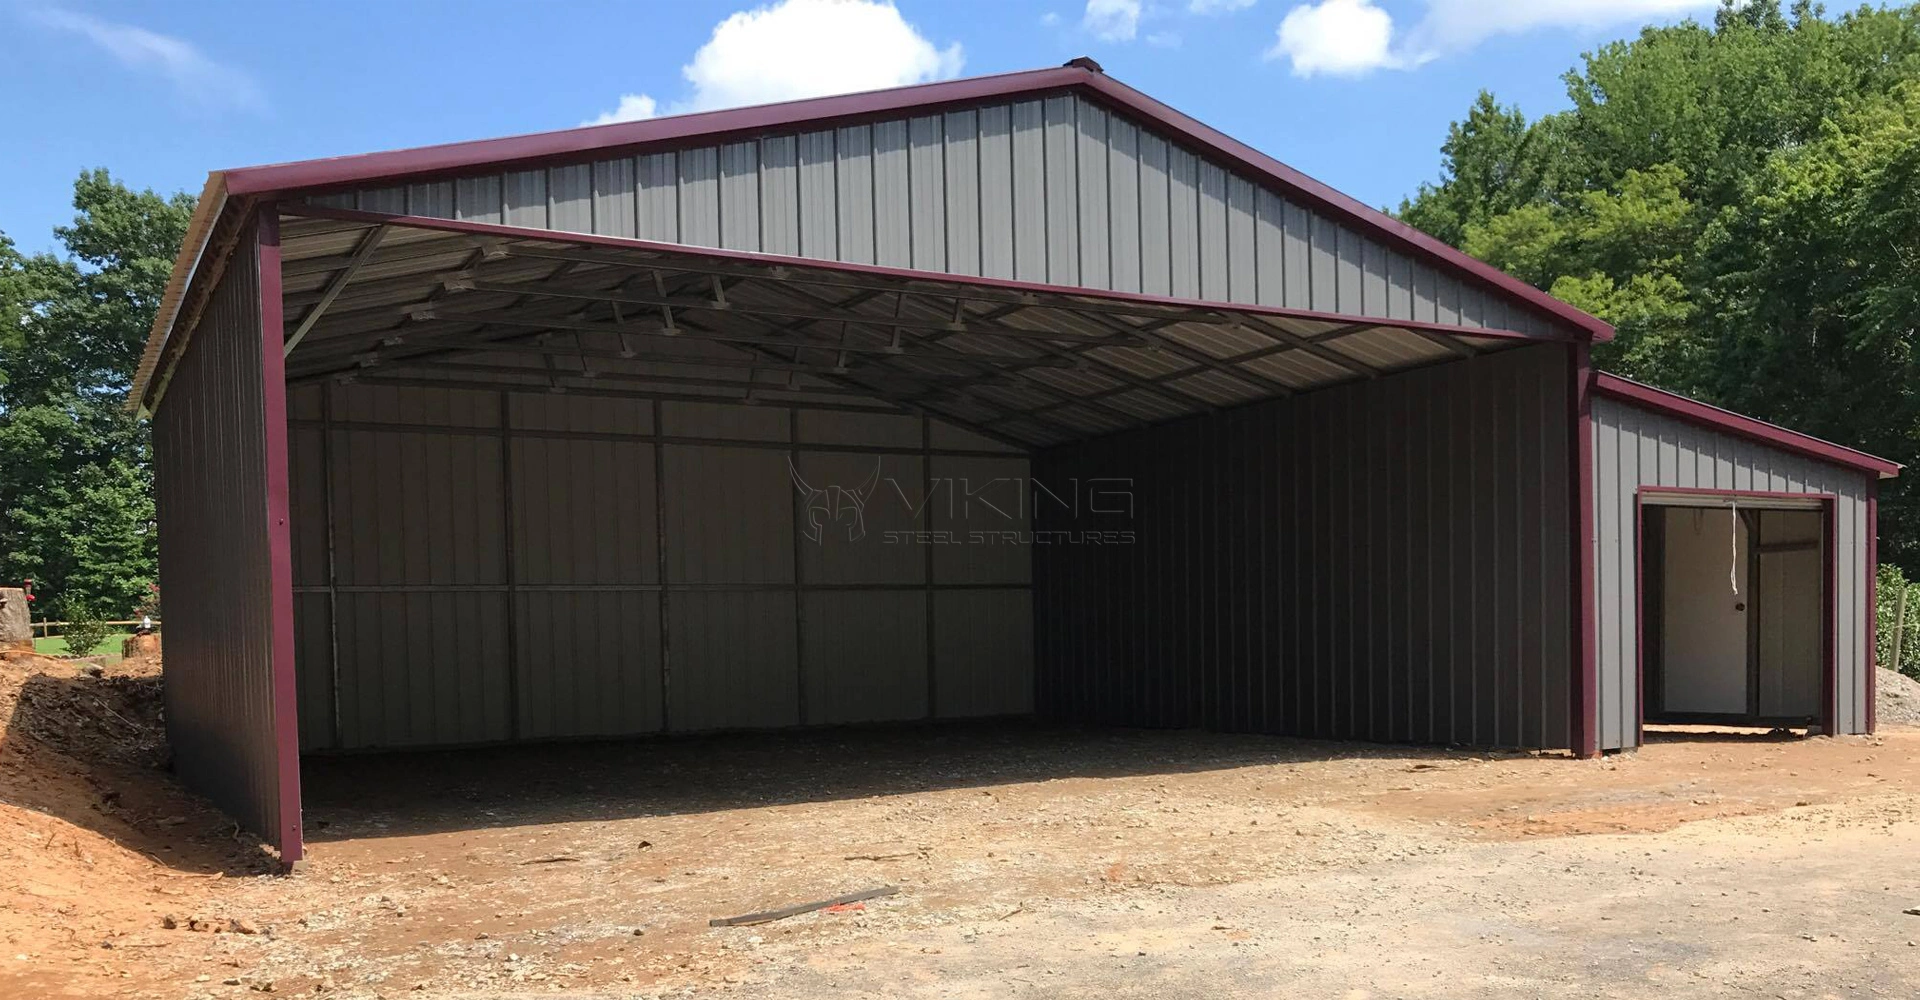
(273, 205, 1560, 450)
(132, 61, 1613, 413)
(1591, 372, 1900, 479)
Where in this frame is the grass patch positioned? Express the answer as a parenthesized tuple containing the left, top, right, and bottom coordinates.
(33, 632, 134, 661)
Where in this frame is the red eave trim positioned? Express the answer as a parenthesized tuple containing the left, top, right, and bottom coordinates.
(1592, 372, 1900, 479)
(218, 63, 1610, 343)
(280, 202, 1580, 345)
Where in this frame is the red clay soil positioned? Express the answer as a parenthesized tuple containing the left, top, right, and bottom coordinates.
(0, 649, 275, 998)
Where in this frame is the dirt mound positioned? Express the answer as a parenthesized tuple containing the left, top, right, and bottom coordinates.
(0, 650, 166, 768)
(0, 650, 276, 997)
(1879, 668, 1920, 728)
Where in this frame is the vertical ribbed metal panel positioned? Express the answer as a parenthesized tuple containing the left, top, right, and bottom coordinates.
(667, 590, 798, 730)
(760, 137, 799, 256)
(548, 163, 592, 233)
(1106, 115, 1140, 293)
(678, 148, 719, 247)
(1590, 396, 1873, 747)
(152, 222, 292, 850)
(907, 116, 945, 271)
(454, 176, 501, 223)
(591, 158, 636, 238)
(978, 105, 1015, 279)
(941, 111, 980, 276)
(934, 589, 1035, 717)
(873, 120, 912, 268)
(1075, 101, 1110, 290)
(835, 125, 875, 264)
(502, 170, 547, 229)
(1042, 95, 1080, 285)
(1137, 131, 1171, 296)
(636, 152, 678, 241)
(325, 95, 1578, 339)
(327, 417, 509, 748)
(802, 591, 929, 723)
(798, 131, 838, 260)
(1226, 176, 1256, 304)
(1197, 160, 1228, 301)
(1010, 100, 1046, 282)
(1033, 344, 1573, 749)
(718, 141, 760, 251)
(662, 444, 795, 584)
(1167, 146, 1200, 298)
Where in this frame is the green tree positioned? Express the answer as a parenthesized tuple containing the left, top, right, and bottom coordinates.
(0, 171, 194, 619)
(1399, 0, 1920, 567)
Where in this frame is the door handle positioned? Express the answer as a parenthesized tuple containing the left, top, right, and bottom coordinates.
(1734, 601, 1746, 612)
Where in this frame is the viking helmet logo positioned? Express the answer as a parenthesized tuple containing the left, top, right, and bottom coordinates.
(788, 457, 884, 544)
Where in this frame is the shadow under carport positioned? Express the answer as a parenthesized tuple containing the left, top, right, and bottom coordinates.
(298, 720, 1552, 844)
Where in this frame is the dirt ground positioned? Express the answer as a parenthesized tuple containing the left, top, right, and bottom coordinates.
(3, 652, 1919, 999)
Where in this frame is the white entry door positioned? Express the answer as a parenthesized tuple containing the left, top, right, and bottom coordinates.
(1661, 507, 1750, 715)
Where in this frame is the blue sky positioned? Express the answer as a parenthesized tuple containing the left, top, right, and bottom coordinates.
(2, 0, 1724, 255)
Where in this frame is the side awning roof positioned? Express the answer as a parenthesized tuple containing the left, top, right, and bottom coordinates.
(1593, 372, 1899, 479)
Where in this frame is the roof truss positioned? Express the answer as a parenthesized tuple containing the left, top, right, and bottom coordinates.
(277, 205, 1567, 450)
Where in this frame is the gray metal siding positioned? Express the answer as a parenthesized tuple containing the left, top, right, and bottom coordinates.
(153, 221, 296, 853)
(1033, 345, 1574, 749)
(320, 96, 1568, 339)
(287, 390, 1034, 749)
(1590, 396, 1873, 748)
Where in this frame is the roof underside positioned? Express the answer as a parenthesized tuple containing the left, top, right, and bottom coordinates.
(278, 207, 1555, 450)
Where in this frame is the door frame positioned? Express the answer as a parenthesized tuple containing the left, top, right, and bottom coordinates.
(1634, 487, 1837, 744)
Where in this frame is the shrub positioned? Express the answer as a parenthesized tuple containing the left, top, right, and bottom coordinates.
(1876, 564, 1920, 681)
(62, 611, 111, 658)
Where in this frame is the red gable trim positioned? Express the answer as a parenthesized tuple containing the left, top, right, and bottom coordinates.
(215, 63, 1611, 343)
(1592, 372, 1900, 479)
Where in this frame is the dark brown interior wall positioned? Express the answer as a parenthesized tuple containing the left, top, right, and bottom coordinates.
(1033, 343, 1575, 750)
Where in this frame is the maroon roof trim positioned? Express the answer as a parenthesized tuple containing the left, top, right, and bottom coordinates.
(1592, 372, 1900, 478)
(218, 62, 1610, 342)
(279, 202, 1578, 345)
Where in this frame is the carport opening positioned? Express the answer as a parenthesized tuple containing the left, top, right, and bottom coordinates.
(1641, 499, 1827, 733)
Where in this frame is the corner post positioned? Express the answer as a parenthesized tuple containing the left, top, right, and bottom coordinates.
(1570, 343, 1598, 757)
(256, 209, 304, 864)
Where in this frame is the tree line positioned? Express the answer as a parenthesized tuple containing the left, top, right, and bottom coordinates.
(2, 0, 1917, 627)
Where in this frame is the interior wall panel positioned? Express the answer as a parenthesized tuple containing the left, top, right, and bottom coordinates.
(802, 590, 930, 724)
(289, 392, 1033, 750)
(934, 589, 1035, 717)
(1033, 344, 1574, 749)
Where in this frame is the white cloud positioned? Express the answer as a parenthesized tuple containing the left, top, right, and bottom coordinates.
(1267, 0, 1397, 77)
(676, 0, 962, 113)
(583, 93, 659, 127)
(30, 8, 263, 112)
(1189, 0, 1257, 12)
(1403, 0, 1712, 61)
(1083, 0, 1142, 41)
(1265, 0, 1717, 77)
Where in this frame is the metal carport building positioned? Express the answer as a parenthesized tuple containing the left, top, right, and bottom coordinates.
(130, 60, 1897, 864)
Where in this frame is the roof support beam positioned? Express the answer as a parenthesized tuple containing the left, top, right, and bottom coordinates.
(283, 224, 388, 357)
(1231, 316, 1384, 378)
